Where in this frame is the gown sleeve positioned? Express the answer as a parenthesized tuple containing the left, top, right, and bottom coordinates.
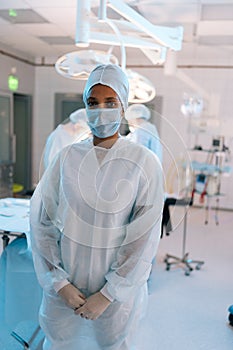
(30, 155, 70, 293)
(131, 126, 163, 163)
(101, 151, 164, 302)
(148, 129, 163, 163)
(43, 130, 56, 169)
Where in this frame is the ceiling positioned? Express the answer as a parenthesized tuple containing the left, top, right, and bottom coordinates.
(0, 0, 233, 66)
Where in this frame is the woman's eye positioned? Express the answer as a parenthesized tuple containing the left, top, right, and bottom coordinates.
(106, 101, 118, 108)
(87, 101, 98, 108)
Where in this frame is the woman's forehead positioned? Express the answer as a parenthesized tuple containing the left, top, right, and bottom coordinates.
(87, 84, 118, 98)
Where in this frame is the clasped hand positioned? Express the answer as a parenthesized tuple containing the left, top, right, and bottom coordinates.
(58, 284, 111, 320)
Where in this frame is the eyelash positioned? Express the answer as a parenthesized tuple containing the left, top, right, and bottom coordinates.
(87, 101, 98, 108)
(87, 101, 119, 109)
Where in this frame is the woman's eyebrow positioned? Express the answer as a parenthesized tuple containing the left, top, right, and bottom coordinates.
(105, 97, 119, 101)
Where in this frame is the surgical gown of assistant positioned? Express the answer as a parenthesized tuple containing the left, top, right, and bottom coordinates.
(43, 123, 89, 169)
(30, 137, 164, 350)
(128, 121, 163, 163)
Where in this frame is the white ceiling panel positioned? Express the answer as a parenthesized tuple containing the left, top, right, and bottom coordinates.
(0, 25, 25, 40)
(197, 21, 233, 36)
(138, 3, 201, 23)
(0, 0, 29, 10)
(25, 0, 76, 8)
(58, 22, 76, 37)
(34, 7, 76, 24)
(0, 32, 34, 47)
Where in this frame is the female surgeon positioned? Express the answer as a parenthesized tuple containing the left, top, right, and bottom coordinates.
(30, 64, 164, 350)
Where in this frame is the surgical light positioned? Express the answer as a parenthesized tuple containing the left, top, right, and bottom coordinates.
(127, 69, 156, 103)
(55, 49, 119, 80)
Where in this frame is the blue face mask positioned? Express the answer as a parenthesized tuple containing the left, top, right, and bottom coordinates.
(86, 108, 122, 138)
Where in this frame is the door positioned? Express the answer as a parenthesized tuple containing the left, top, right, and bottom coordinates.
(13, 93, 32, 191)
(54, 93, 85, 127)
(0, 92, 14, 198)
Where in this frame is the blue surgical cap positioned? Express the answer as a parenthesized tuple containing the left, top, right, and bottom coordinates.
(83, 64, 129, 112)
(125, 104, 151, 121)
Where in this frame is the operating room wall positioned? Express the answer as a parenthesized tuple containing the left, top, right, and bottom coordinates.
(33, 65, 233, 209)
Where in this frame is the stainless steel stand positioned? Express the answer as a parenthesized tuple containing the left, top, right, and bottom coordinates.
(164, 205, 204, 276)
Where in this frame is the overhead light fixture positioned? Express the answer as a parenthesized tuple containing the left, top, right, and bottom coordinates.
(55, 51, 156, 103)
(127, 69, 156, 103)
(0, 9, 48, 24)
(55, 49, 119, 80)
(55, 0, 176, 104)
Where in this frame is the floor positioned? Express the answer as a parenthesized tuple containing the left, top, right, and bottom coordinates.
(138, 206, 233, 350)
(0, 206, 232, 349)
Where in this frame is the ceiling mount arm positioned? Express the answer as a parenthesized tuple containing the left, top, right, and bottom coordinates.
(98, 0, 107, 21)
(76, 0, 91, 47)
(107, 0, 183, 51)
(98, 0, 126, 70)
(104, 19, 126, 70)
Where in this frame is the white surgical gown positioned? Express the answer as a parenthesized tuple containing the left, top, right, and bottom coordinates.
(43, 123, 89, 169)
(128, 121, 163, 163)
(30, 137, 164, 350)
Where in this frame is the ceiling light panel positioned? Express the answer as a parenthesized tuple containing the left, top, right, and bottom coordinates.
(0, 9, 48, 24)
(34, 7, 76, 24)
(18, 23, 65, 36)
(198, 35, 233, 46)
(39, 36, 74, 45)
(201, 4, 233, 20)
